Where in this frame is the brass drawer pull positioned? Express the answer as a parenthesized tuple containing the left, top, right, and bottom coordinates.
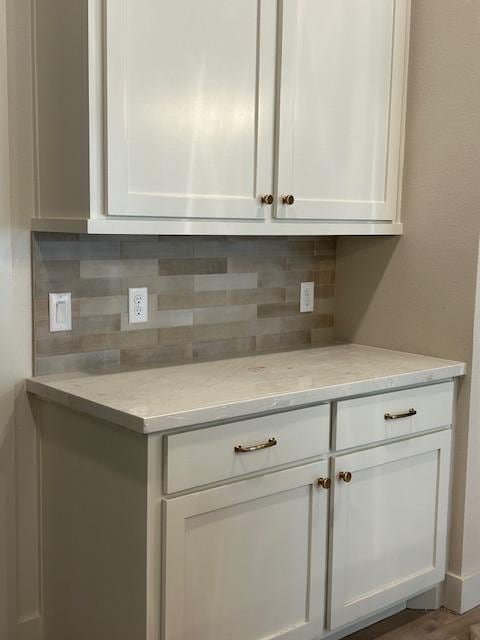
(384, 408, 417, 421)
(282, 194, 295, 205)
(317, 477, 331, 489)
(338, 471, 352, 483)
(234, 437, 277, 454)
(261, 194, 274, 205)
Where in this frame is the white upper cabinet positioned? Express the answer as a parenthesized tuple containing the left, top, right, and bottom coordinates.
(33, 0, 411, 234)
(106, 0, 276, 219)
(276, 0, 410, 221)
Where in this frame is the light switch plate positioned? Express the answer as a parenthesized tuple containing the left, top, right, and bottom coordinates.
(49, 292, 72, 332)
(128, 287, 148, 324)
(300, 282, 314, 313)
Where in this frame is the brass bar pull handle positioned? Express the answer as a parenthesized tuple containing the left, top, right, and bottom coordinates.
(234, 437, 277, 454)
(384, 408, 417, 421)
(338, 471, 352, 483)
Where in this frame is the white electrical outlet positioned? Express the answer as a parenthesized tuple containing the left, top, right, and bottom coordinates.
(128, 287, 148, 324)
(300, 282, 314, 313)
(49, 292, 72, 332)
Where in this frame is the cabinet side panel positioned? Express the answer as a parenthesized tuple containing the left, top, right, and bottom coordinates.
(36, 400, 148, 640)
(34, 0, 90, 218)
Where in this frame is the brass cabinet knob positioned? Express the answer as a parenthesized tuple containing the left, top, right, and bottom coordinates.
(261, 194, 274, 205)
(282, 195, 295, 205)
(338, 471, 353, 483)
(317, 477, 331, 489)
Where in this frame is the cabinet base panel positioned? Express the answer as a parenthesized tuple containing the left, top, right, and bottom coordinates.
(325, 603, 406, 640)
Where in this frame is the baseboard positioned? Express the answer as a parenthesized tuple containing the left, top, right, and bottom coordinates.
(17, 614, 42, 640)
(443, 570, 480, 614)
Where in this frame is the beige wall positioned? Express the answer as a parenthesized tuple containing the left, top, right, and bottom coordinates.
(463, 252, 480, 574)
(3, 0, 480, 635)
(7, 0, 41, 633)
(0, 0, 17, 636)
(336, 0, 480, 585)
(2, 0, 40, 638)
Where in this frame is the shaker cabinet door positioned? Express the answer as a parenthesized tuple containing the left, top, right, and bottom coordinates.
(105, 0, 276, 219)
(276, 0, 410, 221)
(163, 462, 329, 640)
(328, 430, 451, 630)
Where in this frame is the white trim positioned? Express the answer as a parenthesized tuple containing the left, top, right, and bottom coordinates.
(31, 216, 404, 236)
(87, 0, 105, 218)
(393, 0, 412, 224)
(443, 570, 480, 614)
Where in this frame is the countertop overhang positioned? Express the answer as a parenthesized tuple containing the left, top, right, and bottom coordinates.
(27, 344, 465, 434)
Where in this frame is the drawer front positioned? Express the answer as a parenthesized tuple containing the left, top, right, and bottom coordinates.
(334, 381, 454, 450)
(165, 404, 330, 493)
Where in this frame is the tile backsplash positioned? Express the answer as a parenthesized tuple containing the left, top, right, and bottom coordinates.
(33, 234, 336, 375)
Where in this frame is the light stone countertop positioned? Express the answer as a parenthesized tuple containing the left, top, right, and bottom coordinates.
(26, 344, 466, 434)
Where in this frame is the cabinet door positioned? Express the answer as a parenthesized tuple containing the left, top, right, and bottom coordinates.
(276, 0, 410, 221)
(163, 462, 329, 640)
(105, 0, 276, 219)
(329, 431, 451, 630)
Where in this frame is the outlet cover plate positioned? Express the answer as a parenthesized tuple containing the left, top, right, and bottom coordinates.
(300, 282, 314, 313)
(128, 287, 148, 324)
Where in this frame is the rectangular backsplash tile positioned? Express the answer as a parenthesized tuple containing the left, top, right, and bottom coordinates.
(33, 234, 337, 375)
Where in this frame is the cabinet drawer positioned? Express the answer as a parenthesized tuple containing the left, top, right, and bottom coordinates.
(334, 382, 454, 450)
(165, 404, 330, 493)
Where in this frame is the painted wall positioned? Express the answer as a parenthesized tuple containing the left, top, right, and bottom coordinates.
(3, 0, 41, 637)
(336, 0, 480, 606)
(4, 0, 480, 636)
(0, 0, 17, 636)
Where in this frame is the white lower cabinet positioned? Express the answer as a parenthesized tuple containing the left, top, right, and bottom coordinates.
(35, 379, 459, 640)
(163, 461, 329, 640)
(328, 430, 451, 630)
(162, 428, 453, 640)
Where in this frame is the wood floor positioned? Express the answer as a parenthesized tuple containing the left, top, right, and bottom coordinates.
(345, 607, 480, 640)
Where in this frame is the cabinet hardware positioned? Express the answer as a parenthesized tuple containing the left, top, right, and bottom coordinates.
(338, 471, 352, 483)
(317, 477, 331, 489)
(384, 408, 417, 420)
(261, 194, 274, 205)
(234, 437, 277, 453)
(282, 195, 295, 205)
